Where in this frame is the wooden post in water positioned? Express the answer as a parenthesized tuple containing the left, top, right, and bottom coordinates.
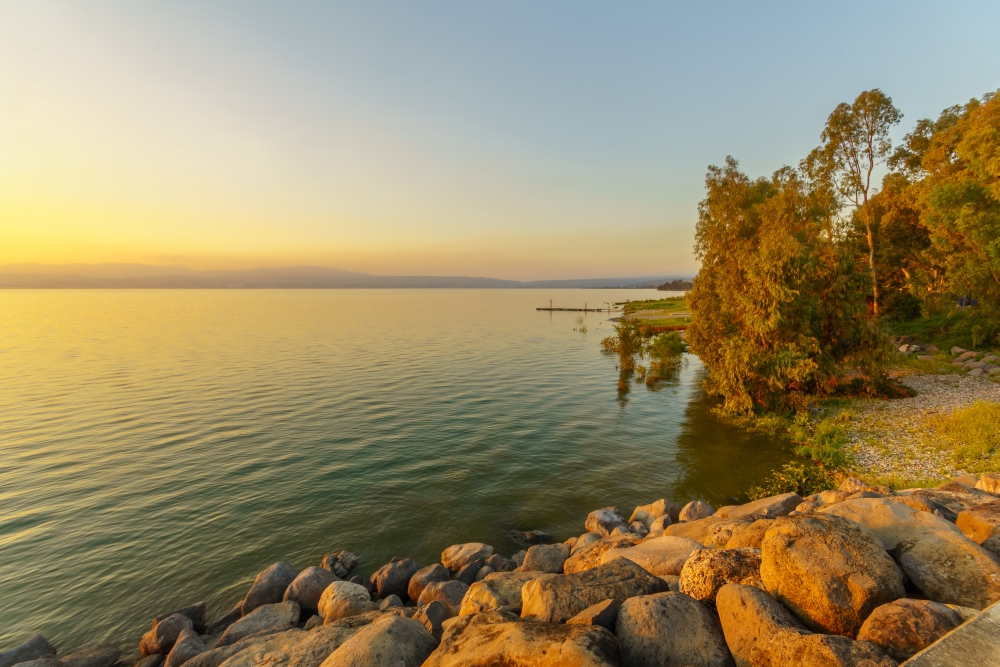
(549, 299, 552, 309)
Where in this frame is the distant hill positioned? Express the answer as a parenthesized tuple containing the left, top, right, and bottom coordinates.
(0, 263, 690, 289)
(656, 279, 693, 291)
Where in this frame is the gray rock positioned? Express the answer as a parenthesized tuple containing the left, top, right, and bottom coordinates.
(509, 550, 527, 568)
(347, 576, 374, 596)
(565, 598, 619, 631)
(440, 543, 493, 572)
(319, 552, 358, 579)
(241, 562, 297, 616)
(141, 614, 194, 656)
(716, 583, 804, 667)
(370, 558, 420, 602)
(508, 530, 551, 547)
(217, 601, 300, 648)
(679, 500, 715, 522)
(616, 592, 735, 667)
(680, 548, 764, 605)
(629, 499, 682, 527)
(585, 507, 627, 537)
(481, 554, 514, 572)
(570, 533, 602, 555)
(205, 606, 242, 637)
(378, 595, 402, 611)
(284, 567, 340, 614)
(302, 615, 323, 631)
(60, 646, 121, 667)
(318, 616, 436, 667)
(416, 580, 468, 612)
(9, 659, 63, 667)
(452, 560, 481, 585)
(135, 657, 164, 667)
(0, 636, 57, 667)
(412, 601, 451, 640)
(649, 515, 673, 532)
(406, 564, 450, 602)
(896, 529, 1000, 609)
(520, 543, 571, 574)
(164, 630, 205, 667)
(716, 493, 802, 520)
(473, 566, 494, 581)
(155, 604, 207, 634)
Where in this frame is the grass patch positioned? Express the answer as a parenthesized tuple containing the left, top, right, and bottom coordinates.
(617, 296, 688, 315)
(927, 401, 1000, 473)
(892, 309, 1000, 355)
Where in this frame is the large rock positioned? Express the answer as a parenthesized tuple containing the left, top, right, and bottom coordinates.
(629, 498, 681, 527)
(760, 515, 904, 636)
(726, 519, 773, 549)
(855, 598, 963, 662)
(956, 501, 1000, 543)
(680, 548, 763, 605)
(422, 611, 620, 667)
(901, 599, 1000, 666)
(570, 532, 602, 555)
(704, 517, 757, 548)
(585, 507, 628, 537)
(566, 599, 619, 631)
(218, 601, 300, 647)
(458, 571, 538, 615)
(206, 605, 242, 636)
(716, 493, 802, 520)
(406, 564, 450, 602)
(155, 604, 207, 633)
(599, 535, 702, 576)
(680, 500, 715, 522)
(900, 485, 994, 517)
(284, 567, 340, 614)
(141, 614, 194, 656)
(202, 623, 364, 667)
(6, 658, 62, 667)
(977, 473, 1000, 494)
(164, 630, 205, 667)
(749, 627, 897, 667)
(440, 543, 493, 572)
(663, 516, 723, 544)
(563, 534, 642, 574)
(318, 616, 435, 667)
(416, 580, 468, 611)
(520, 543, 570, 573)
(818, 498, 964, 550)
(895, 528, 1000, 609)
(0, 637, 57, 667)
(319, 552, 358, 579)
(318, 582, 371, 622)
(520, 557, 668, 623)
(60, 646, 120, 667)
(242, 562, 297, 616)
(616, 592, 734, 667)
(716, 584, 805, 667)
(369, 558, 420, 601)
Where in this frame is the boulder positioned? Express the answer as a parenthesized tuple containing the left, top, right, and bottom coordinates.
(203, 624, 361, 667)
(984, 535, 1000, 558)
(563, 534, 642, 574)
(570, 532, 602, 555)
(217, 601, 300, 647)
(616, 592, 734, 667)
(458, 571, 538, 615)
(422, 612, 620, 667)
(629, 499, 681, 527)
(716, 584, 805, 667)
(318, 582, 371, 622)
(60, 646, 121, 667)
(242, 562, 297, 616)
(416, 580, 468, 612)
(629, 521, 650, 538)
(957, 501, 1000, 543)
(412, 600, 451, 640)
(8, 659, 62, 667)
(715, 493, 802, 520)
(704, 517, 757, 548)
(726, 519, 774, 549)
(663, 515, 723, 544)
(599, 535, 702, 576)
(155, 604, 207, 633)
(977, 473, 1000, 494)
(508, 530, 551, 547)
(141, 614, 194, 656)
(900, 485, 994, 516)
(520, 544, 571, 573)
(760, 515, 904, 636)
(649, 515, 672, 532)
(406, 564, 450, 602)
(164, 630, 205, 667)
(370, 558, 420, 601)
(896, 528, 1000, 609)
(520, 557, 668, 623)
(749, 627, 897, 667)
(453, 561, 481, 585)
(839, 477, 890, 495)
(318, 616, 436, 667)
(284, 567, 340, 614)
(856, 598, 963, 661)
(482, 554, 514, 572)
(585, 507, 628, 537)
(473, 566, 493, 581)
(136, 656, 165, 667)
(566, 599, 619, 631)
(680, 548, 764, 605)
(319, 552, 358, 579)
(206, 606, 242, 636)
(0, 637, 57, 667)
(510, 550, 527, 568)
(440, 543, 493, 572)
(818, 498, 964, 550)
(378, 595, 402, 610)
(679, 500, 715, 522)
(320, 598, 380, 623)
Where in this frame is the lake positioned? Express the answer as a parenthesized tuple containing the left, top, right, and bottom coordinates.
(0, 289, 792, 650)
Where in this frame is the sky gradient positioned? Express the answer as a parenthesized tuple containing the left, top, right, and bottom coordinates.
(2, 1, 999, 279)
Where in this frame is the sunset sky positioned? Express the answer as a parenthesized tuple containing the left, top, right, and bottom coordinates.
(2, 1, 998, 280)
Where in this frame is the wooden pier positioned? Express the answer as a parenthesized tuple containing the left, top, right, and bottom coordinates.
(536, 300, 616, 312)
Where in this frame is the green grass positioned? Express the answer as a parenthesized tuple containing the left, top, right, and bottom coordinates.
(891, 309, 1000, 354)
(790, 415, 851, 468)
(617, 296, 688, 315)
(927, 401, 1000, 473)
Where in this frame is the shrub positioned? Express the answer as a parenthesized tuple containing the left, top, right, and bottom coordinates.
(745, 460, 837, 501)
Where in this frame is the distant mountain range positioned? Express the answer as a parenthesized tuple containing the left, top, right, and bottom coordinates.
(0, 263, 692, 289)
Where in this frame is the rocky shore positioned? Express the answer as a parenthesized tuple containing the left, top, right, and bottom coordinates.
(5, 476, 1000, 667)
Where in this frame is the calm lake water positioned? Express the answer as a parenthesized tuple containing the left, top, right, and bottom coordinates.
(0, 289, 792, 650)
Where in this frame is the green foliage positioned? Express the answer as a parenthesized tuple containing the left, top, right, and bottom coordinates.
(618, 296, 688, 315)
(745, 461, 837, 501)
(882, 291, 923, 322)
(928, 401, 1000, 473)
(793, 418, 850, 468)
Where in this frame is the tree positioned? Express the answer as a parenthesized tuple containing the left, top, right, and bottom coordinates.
(804, 90, 902, 315)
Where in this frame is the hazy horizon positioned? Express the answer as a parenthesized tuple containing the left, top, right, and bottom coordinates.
(3, 1, 999, 279)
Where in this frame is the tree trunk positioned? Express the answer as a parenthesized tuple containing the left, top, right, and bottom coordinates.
(865, 217, 879, 315)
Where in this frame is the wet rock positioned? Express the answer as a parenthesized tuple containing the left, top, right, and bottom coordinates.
(508, 530, 551, 546)
(760, 515, 904, 636)
(520, 556, 668, 623)
(242, 562, 297, 616)
(856, 598, 963, 662)
(284, 567, 340, 614)
(520, 543, 571, 573)
(679, 500, 715, 522)
(318, 616, 436, 667)
(422, 612, 620, 667)
(715, 493, 802, 520)
(629, 498, 681, 527)
(453, 560, 481, 585)
(60, 646, 121, 667)
(416, 580, 468, 612)
(406, 564, 450, 602)
(218, 601, 300, 648)
(412, 601, 451, 641)
(716, 583, 805, 667)
(141, 614, 194, 656)
(318, 582, 371, 622)
(163, 630, 205, 667)
(749, 627, 897, 667)
(206, 606, 242, 637)
(585, 507, 628, 537)
(565, 598, 619, 631)
(563, 534, 642, 574)
(481, 554, 514, 572)
(726, 519, 774, 549)
(319, 552, 358, 580)
(616, 592, 734, 667)
(155, 604, 207, 634)
(956, 500, 1000, 543)
(0, 636, 57, 667)
(440, 543, 493, 572)
(458, 571, 538, 615)
(680, 548, 764, 605)
(599, 535, 702, 576)
(896, 528, 1000, 609)
(370, 558, 420, 601)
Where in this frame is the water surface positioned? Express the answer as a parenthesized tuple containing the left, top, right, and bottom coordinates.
(0, 289, 792, 649)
